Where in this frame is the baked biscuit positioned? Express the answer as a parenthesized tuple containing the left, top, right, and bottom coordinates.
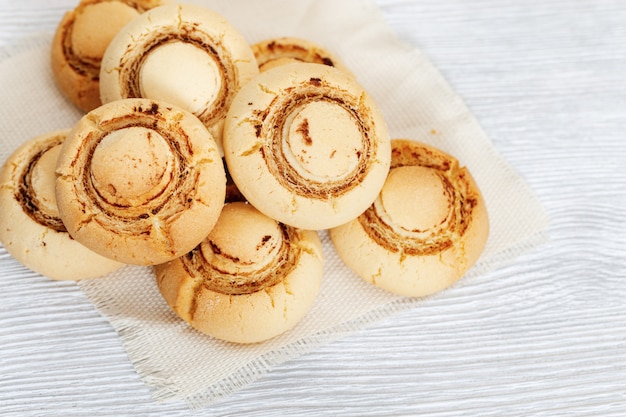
(55, 98, 226, 266)
(0, 130, 124, 280)
(51, 0, 164, 112)
(223, 63, 391, 230)
(99, 3, 259, 152)
(252, 37, 351, 74)
(155, 201, 324, 344)
(329, 139, 490, 297)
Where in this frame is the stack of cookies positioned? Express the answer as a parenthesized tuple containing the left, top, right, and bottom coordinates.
(0, 1, 489, 344)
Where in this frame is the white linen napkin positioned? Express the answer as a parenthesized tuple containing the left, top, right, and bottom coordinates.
(0, 0, 549, 409)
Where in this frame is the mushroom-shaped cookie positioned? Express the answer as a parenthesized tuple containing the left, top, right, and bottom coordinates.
(0, 130, 124, 280)
(55, 98, 226, 266)
(252, 37, 351, 74)
(51, 0, 165, 112)
(223, 63, 391, 230)
(99, 3, 259, 151)
(155, 201, 324, 344)
(329, 139, 490, 297)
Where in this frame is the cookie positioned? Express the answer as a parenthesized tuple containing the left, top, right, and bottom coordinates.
(55, 98, 226, 266)
(329, 139, 490, 297)
(252, 36, 351, 74)
(99, 3, 259, 153)
(223, 62, 391, 230)
(50, 0, 164, 112)
(155, 201, 324, 344)
(0, 130, 124, 280)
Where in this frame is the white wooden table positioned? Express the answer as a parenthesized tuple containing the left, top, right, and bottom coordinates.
(1, 0, 625, 415)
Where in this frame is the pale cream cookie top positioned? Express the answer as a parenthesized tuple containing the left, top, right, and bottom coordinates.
(329, 139, 490, 297)
(99, 3, 259, 153)
(55, 98, 226, 266)
(223, 62, 391, 230)
(0, 130, 124, 280)
(50, 0, 165, 112)
(155, 201, 324, 344)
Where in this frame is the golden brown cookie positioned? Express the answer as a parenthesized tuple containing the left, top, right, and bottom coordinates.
(99, 3, 259, 153)
(223, 62, 391, 230)
(252, 37, 351, 74)
(0, 130, 124, 280)
(55, 98, 226, 266)
(329, 139, 490, 297)
(50, 0, 164, 112)
(155, 201, 324, 344)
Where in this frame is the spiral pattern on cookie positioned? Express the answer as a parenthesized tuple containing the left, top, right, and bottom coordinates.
(51, 0, 164, 112)
(62, 1, 157, 77)
(180, 221, 302, 296)
(255, 76, 377, 200)
(359, 141, 479, 258)
(328, 139, 489, 297)
(73, 107, 193, 232)
(114, 25, 235, 130)
(0, 129, 125, 280)
(59, 16, 97, 81)
(99, 3, 260, 149)
(154, 201, 324, 343)
(224, 62, 390, 230)
(55, 98, 226, 265)
(14, 132, 67, 233)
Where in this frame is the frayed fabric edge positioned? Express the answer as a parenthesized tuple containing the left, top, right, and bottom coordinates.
(180, 296, 421, 410)
(78, 228, 551, 411)
(183, 231, 551, 410)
